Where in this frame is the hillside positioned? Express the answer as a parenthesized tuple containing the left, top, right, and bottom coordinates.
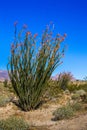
(0, 70, 9, 81)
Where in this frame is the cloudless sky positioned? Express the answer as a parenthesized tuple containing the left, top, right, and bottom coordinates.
(0, 0, 87, 79)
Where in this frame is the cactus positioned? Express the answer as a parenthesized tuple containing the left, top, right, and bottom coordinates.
(7, 23, 66, 111)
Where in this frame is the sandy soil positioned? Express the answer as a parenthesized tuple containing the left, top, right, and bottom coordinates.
(0, 94, 87, 130)
(48, 114, 87, 130)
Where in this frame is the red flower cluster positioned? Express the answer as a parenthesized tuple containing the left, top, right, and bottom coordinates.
(26, 31, 31, 35)
(64, 33, 67, 37)
(34, 33, 38, 38)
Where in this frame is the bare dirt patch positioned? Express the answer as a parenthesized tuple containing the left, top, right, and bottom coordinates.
(0, 94, 87, 130)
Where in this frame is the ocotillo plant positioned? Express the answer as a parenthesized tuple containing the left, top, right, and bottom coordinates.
(7, 22, 66, 111)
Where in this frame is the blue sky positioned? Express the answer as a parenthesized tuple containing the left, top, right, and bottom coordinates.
(0, 0, 87, 79)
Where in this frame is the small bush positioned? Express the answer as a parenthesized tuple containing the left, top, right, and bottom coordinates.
(71, 94, 80, 100)
(75, 89, 87, 101)
(75, 89, 86, 96)
(0, 96, 11, 107)
(67, 83, 79, 92)
(0, 116, 29, 130)
(78, 83, 87, 92)
(67, 82, 87, 92)
(71, 102, 82, 111)
(53, 105, 74, 120)
(57, 72, 73, 90)
(45, 79, 63, 98)
(63, 89, 70, 95)
(3, 79, 8, 88)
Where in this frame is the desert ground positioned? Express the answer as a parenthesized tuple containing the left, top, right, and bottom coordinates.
(0, 82, 87, 130)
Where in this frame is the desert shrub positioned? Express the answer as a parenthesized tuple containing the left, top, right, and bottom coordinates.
(44, 79, 63, 98)
(67, 82, 87, 92)
(71, 102, 82, 111)
(0, 116, 29, 130)
(75, 89, 87, 101)
(57, 72, 73, 90)
(78, 83, 87, 92)
(0, 95, 11, 107)
(7, 23, 66, 111)
(3, 80, 14, 93)
(71, 94, 80, 100)
(75, 89, 86, 96)
(3, 79, 8, 88)
(53, 105, 74, 120)
(53, 101, 83, 121)
(71, 89, 87, 102)
(63, 89, 70, 95)
(67, 83, 79, 92)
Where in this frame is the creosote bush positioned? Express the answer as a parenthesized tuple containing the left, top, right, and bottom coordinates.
(0, 95, 11, 107)
(7, 22, 66, 111)
(53, 102, 83, 121)
(53, 105, 74, 121)
(0, 116, 29, 130)
(71, 102, 82, 111)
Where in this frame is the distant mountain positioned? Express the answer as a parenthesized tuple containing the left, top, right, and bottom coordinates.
(0, 70, 59, 81)
(0, 70, 9, 81)
(0, 70, 76, 82)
